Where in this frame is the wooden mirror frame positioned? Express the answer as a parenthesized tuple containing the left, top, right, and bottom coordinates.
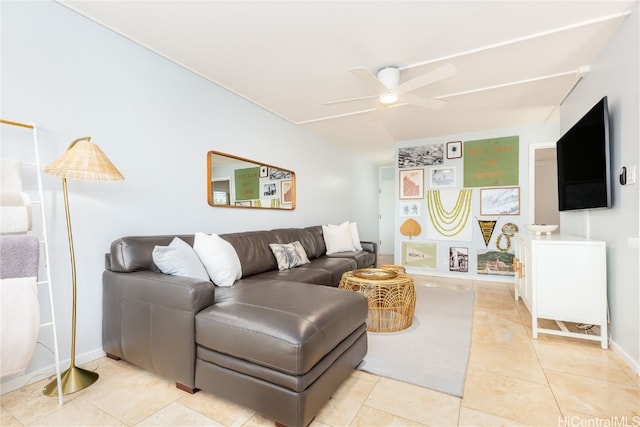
(207, 150, 296, 210)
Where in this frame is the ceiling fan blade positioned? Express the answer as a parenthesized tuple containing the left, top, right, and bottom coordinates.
(350, 67, 388, 93)
(395, 63, 458, 95)
(322, 94, 379, 106)
(402, 93, 447, 109)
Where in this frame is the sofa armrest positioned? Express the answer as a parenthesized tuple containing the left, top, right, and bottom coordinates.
(102, 270, 215, 388)
(360, 241, 377, 257)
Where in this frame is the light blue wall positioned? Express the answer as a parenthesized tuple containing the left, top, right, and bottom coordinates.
(0, 0, 378, 378)
(559, 3, 639, 373)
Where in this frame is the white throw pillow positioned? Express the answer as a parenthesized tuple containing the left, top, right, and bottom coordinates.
(349, 222, 363, 251)
(269, 241, 310, 271)
(193, 233, 242, 287)
(152, 237, 209, 281)
(322, 221, 356, 254)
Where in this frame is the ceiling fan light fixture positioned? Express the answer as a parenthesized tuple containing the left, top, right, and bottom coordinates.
(379, 92, 399, 105)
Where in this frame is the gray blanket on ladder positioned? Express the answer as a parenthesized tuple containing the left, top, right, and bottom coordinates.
(0, 234, 39, 279)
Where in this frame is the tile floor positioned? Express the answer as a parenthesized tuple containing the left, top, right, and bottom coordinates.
(1, 273, 638, 427)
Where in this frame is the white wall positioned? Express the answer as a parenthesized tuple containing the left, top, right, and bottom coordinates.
(394, 123, 559, 281)
(559, 3, 639, 373)
(0, 0, 379, 383)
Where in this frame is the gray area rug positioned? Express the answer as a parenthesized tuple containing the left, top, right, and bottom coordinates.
(357, 284, 475, 397)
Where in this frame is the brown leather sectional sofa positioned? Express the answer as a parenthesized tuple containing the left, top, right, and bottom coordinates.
(102, 225, 376, 427)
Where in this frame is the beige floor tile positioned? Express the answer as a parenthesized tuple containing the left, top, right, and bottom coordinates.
(411, 275, 441, 288)
(427, 276, 474, 291)
(458, 407, 527, 426)
(533, 339, 635, 385)
(3, 274, 638, 427)
(177, 389, 255, 427)
(546, 370, 640, 419)
(27, 398, 124, 426)
(0, 377, 85, 425)
(241, 413, 280, 427)
(558, 408, 637, 427)
(461, 371, 561, 426)
(471, 317, 533, 354)
(468, 340, 547, 385)
(315, 375, 377, 427)
(350, 369, 380, 384)
(350, 405, 427, 427)
(364, 377, 460, 426)
(0, 405, 22, 426)
(135, 401, 223, 426)
(82, 368, 184, 425)
(615, 358, 640, 387)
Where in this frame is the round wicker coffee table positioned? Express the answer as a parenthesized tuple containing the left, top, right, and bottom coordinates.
(378, 264, 406, 274)
(339, 269, 416, 332)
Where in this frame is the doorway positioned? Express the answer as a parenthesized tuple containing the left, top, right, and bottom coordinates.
(378, 166, 395, 256)
(529, 143, 560, 227)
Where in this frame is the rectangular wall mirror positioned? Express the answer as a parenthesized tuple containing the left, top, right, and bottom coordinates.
(207, 150, 295, 210)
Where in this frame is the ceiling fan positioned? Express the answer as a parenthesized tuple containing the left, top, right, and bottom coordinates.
(324, 63, 457, 110)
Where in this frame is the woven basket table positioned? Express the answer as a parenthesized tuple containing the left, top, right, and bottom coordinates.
(378, 264, 406, 274)
(339, 269, 416, 332)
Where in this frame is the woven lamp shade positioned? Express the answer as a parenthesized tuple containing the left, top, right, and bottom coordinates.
(44, 137, 124, 182)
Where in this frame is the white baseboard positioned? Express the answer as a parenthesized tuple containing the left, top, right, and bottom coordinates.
(609, 340, 640, 377)
(0, 348, 106, 395)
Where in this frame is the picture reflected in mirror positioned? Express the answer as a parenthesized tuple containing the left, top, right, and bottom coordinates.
(207, 151, 295, 210)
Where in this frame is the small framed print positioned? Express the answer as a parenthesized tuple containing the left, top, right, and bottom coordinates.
(480, 187, 520, 215)
(400, 201, 421, 217)
(259, 166, 268, 177)
(429, 166, 456, 188)
(399, 169, 424, 200)
(281, 180, 293, 204)
(446, 141, 462, 159)
(449, 247, 469, 272)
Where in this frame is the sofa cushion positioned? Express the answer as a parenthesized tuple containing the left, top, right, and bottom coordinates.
(304, 257, 356, 286)
(243, 266, 334, 287)
(193, 233, 242, 287)
(195, 281, 367, 376)
(220, 231, 279, 277)
(304, 226, 326, 258)
(327, 250, 376, 270)
(109, 235, 195, 273)
(271, 228, 319, 260)
(349, 222, 363, 251)
(322, 222, 356, 254)
(269, 241, 310, 271)
(152, 237, 209, 281)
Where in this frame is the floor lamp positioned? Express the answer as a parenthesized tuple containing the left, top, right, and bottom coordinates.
(42, 136, 124, 396)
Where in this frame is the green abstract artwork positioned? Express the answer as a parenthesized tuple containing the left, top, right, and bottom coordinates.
(463, 136, 519, 187)
(234, 166, 260, 201)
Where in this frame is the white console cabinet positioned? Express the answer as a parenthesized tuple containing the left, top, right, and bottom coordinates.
(514, 233, 608, 349)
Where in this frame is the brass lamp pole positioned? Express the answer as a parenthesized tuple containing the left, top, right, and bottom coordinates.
(42, 137, 124, 396)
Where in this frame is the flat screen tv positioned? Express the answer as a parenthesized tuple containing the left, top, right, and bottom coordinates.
(556, 96, 611, 211)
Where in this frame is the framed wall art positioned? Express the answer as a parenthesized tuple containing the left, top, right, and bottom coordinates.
(400, 201, 421, 217)
(402, 241, 437, 269)
(463, 136, 519, 187)
(449, 247, 469, 272)
(398, 144, 444, 168)
(429, 166, 456, 188)
(446, 141, 462, 159)
(281, 180, 293, 204)
(399, 168, 424, 199)
(480, 187, 520, 215)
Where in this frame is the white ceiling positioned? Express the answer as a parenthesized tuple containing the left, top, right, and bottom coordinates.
(60, 1, 637, 165)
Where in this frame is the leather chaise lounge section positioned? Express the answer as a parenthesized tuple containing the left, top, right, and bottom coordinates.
(102, 226, 376, 427)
